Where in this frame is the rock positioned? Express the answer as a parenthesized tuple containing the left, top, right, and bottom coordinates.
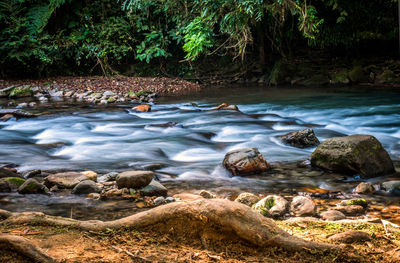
(310, 134, 395, 178)
(140, 180, 168, 197)
(354, 182, 375, 194)
(103, 91, 115, 97)
(23, 169, 41, 178)
(376, 69, 396, 84)
(382, 181, 400, 193)
(44, 172, 91, 189)
(28, 102, 36, 107)
(18, 178, 49, 194)
(330, 69, 350, 85)
(0, 179, 11, 192)
(299, 74, 329, 86)
(99, 99, 108, 105)
(333, 205, 365, 216)
(49, 90, 63, 97)
(328, 230, 371, 244)
(102, 188, 128, 198)
(223, 148, 270, 176)
(0, 114, 14, 121)
(87, 193, 101, 199)
(0, 109, 35, 118)
(3, 177, 26, 188)
(339, 199, 368, 208)
(234, 192, 260, 207)
(39, 97, 48, 103)
(17, 103, 28, 108)
(133, 104, 151, 112)
(280, 128, 320, 148)
(172, 193, 204, 201)
(211, 103, 239, 111)
(116, 170, 154, 189)
(0, 86, 15, 97)
(81, 171, 98, 181)
(9, 86, 33, 98)
(107, 97, 116, 103)
(199, 190, 216, 199)
(253, 195, 288, 218)
(71, 180, 102, 195)
(290, 196, 316, 217)
(154, 196, 165, 206)
(165, 197, 175, 203)
(320, 210, 346, 221)
(0, 167, 22, 178)
(98, 172, 118, 183)
(348, 66, 366, 83)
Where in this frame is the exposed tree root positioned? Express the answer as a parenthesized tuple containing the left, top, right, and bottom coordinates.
(0, 234, 55, 263)
(0, 199, 339, 255)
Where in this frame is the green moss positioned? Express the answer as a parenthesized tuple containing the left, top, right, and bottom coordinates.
(4, 177, 25, 186)
(24, 181, 37, 191)
(107, 97, 116, 103)
(264, 198, 275, 210)
(9, 86, 33, 98)
(135, 90, 151, 97)
(341, 199, 368, 207)
(127, 92, 136, 96)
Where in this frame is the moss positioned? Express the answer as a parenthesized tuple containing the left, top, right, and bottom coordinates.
(264, 197, 275, 210)
(4, 177, 25, 186)
(107, 97, 116, 103)
(135, 90, 152, 97)
(127, 92, 136, 96)
(341, 199, 368, 207)
(9, 86, 33, 98)
(24, 181, 38, 191)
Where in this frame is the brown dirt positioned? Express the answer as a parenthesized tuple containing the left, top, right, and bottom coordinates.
(1, 219, 399, 263)
(0, 75, 201, 96)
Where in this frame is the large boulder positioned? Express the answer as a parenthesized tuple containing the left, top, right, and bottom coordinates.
(116, 170, 154, 189)
(71, 180, 102, 195)
(18, 178, 49, 194)
(223, 148, 270, 176)
(280, 128, 320, 148)
(44, 172, 91, 189)
(310, 135, 395, 178)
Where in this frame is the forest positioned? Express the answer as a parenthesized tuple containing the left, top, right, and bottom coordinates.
(0, 0, 398, 78)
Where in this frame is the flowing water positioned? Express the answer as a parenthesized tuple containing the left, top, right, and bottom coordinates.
(0, 85, 399, 220)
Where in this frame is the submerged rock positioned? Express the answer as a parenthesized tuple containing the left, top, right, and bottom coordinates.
(290, 196, 316, 217)
(116, 170, 154, 189)
(18, 178, 49, 194)
(211, 103, 239, 111)
(133, 104, 151, 112)
(253, 195, 288, 218)
(280, 128, 320, 148)
(310, 134, 395, 178)
(45, 172, 91, 189)
(140, 179, 168, 197)
(72, 180, 102, 195)
(0, 109, 36, 118)
(223, 148, 270, 176)
(234, 192, 260, 207)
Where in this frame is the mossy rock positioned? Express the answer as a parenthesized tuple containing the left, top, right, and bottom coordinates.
(311, 135, 395, 178)
(252, 195, 288, 218)
(299, 74, 330, 87)
(339, 199, 368, 208)
(107, 97, 116, 103)
(268, 61, 296, 85)
(330, 69, 350, 85)
(135, 90, 152, 97)
(4, 177, 26, 187)
(9, 86, 33, 98)
(376, 69, 397, 84)
(348, 66, 367, 83)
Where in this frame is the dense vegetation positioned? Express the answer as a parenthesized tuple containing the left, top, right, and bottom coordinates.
(0, 0, 397, 78)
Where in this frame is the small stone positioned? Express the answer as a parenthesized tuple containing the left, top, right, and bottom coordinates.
(50, 185, 59, 192)
(87, 193, 101, 199)
(23, 169, 41, 178)
(154, 196, 165, 206)
(98, 172, 118, 183)
(17, 103, 28, 108)
(99, 100, 108, 105)
(103, 91, 115, 97)
(165, 197, 175, 203)
(0, 114, 14, 122)
(280, 128, 320, 148)
(328, 230, 371, 244)
(234, 192, 260, 207)
(72, 180, 101, 195)
(18, 178, 49, 195)
(39, 97, 48, 103)
(290, 196, 316, 217)
(28, 102, 37, 107)
(199, 190, 216, 199)
(140, 180, 168, 197)
(320, 210, 346, 221)
(333, 205, 365, 216)
(133, 104, 151, 112)
(253, 195, 288, 218)
(211, 103, 239, 111)
(81, 171, 98, 181)
(116, 170, 154, 189)
(45, 172, 91, 189)
(354, 182, 375, 194)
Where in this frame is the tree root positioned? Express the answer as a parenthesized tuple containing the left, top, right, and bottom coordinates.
(0, 234, 55, 263)
(0, 199, 339, 253)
